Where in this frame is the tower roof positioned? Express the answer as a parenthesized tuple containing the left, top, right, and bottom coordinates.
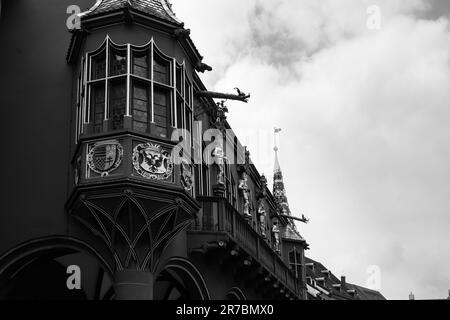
(273, 130, 303, 241)
(82, 0, 183, 25)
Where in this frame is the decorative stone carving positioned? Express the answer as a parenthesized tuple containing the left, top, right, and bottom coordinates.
(272, 221, 281, 254)
(238, 172, 252, 221)
(212, 146, 225, 185)
(87, 140, 123, 177)
(257, 199, 267, 238)
(74, 156, 82, 185)
(180, 158, 193, 191)
(133, 143, 174, 181)
(214, 100, 229, 129)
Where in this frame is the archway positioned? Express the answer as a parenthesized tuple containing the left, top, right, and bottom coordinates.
(0, 236, 114, 300)
(154, 257, 210, 300)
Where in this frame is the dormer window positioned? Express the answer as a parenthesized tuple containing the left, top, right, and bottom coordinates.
(76, 37, 193, 141)
(321, 270, 331, 279)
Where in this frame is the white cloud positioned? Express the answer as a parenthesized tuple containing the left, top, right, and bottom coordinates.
(172, 0, 450, 299)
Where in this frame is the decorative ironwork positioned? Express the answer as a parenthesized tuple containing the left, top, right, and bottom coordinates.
(87, 140, 123, 177)
(133, 143, 174, 181)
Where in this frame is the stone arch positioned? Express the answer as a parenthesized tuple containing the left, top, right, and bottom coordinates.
(0, 236, 114, 300)
(154, 257, 210, 300)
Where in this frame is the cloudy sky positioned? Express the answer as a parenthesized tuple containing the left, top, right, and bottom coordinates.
(171, 0, 450, 300)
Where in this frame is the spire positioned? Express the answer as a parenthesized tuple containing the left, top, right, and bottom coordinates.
(82, 0, 183, 25)
(273, 128, 303, 240)
(273, 128, 290, 216)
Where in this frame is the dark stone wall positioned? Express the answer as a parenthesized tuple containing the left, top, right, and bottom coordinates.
(0, 0, 94, 254)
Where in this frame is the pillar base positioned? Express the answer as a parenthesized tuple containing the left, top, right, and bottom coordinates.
(114, 270, 154, 300)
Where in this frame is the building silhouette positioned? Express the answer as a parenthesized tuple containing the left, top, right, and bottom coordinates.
(0, 0, 384, 300)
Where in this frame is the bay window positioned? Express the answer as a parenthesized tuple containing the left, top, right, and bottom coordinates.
(76, 36, 193, 141)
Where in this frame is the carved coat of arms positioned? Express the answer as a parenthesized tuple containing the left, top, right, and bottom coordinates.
(87, 140, 123, 177)
(133, 143, 173, 180)
(180, 158, 193, 191)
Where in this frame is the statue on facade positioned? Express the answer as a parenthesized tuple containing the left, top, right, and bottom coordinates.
(272, 221, 281, 254)
(257, 199, 267, 238)
(238, 172, 252, 221)
(212, 146, 225, 186)
(215, 100, 229, 127)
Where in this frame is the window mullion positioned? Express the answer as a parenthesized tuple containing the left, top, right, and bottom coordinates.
(84, 53, 89, 124)
(150, 39, 154, 123)
(105, 37, 110, 121)
(173, 58, 177, 128)
(126, 43, 131, 117)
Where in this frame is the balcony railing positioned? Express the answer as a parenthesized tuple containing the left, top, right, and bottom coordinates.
(190, 196, 303, 297)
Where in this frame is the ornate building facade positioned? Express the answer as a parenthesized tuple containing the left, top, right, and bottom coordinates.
(0, 0, 308, 300)
(0, 0, 384, 301)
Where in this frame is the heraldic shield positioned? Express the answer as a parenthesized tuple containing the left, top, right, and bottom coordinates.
(133, 143, 174, 180)
(87, 140, 124, 177)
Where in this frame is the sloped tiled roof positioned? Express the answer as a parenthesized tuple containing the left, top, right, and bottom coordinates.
(305, 257, 386, 300)
(82, 0, 182, 25)
(305, 257, 357, 300)
(346, 283, 386, 300)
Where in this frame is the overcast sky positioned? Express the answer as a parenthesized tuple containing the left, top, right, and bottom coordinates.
(171, 0, 450, 300)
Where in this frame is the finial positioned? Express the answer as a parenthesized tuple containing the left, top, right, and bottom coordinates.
(274, 128, 282, 172)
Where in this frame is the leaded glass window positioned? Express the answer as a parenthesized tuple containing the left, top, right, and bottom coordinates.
(80, 37, 192, 139)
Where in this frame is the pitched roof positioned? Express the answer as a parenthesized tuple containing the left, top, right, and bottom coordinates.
(305, 257, 386, 300)
(346, 283, 387, 300)
(82, 0, 183, 25)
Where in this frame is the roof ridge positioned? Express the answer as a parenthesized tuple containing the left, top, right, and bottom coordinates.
(81, 0, 183, 25)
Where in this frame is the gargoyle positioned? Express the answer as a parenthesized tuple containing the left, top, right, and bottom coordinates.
(234, 87, 251, 101)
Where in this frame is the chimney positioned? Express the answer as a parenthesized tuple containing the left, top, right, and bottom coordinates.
(409, 292, 415, 300)
(341, 276, 347, 291)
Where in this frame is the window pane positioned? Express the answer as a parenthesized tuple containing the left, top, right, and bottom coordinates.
(202, 164, 209, 195)
(176, 66, 183, 93)
(177, 97, 183, 129)
(91, 52, 106, 80)
(90, 84, 105, 133)
(154, 88, 169, 138)
(185, 80, 191, 105)
(154, 55, 170, 85)
(133, 53, 149, 79)
(109, 81, 126, 130)
(110, 49, 127, 76)
(185, 109, 192, 133)
(132, 82, 149, 133)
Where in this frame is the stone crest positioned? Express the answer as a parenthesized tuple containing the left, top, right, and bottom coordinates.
(133, 143, 173, 180)
(87, 140, 123, 177)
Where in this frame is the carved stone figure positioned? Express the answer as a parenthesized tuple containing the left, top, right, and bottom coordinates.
(212, 146, 225, 185)
(238, 172, 252, 221)
(215, 100, 229, 126)
(272, 221, 281, 253)
(257, 200, 267, 238)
